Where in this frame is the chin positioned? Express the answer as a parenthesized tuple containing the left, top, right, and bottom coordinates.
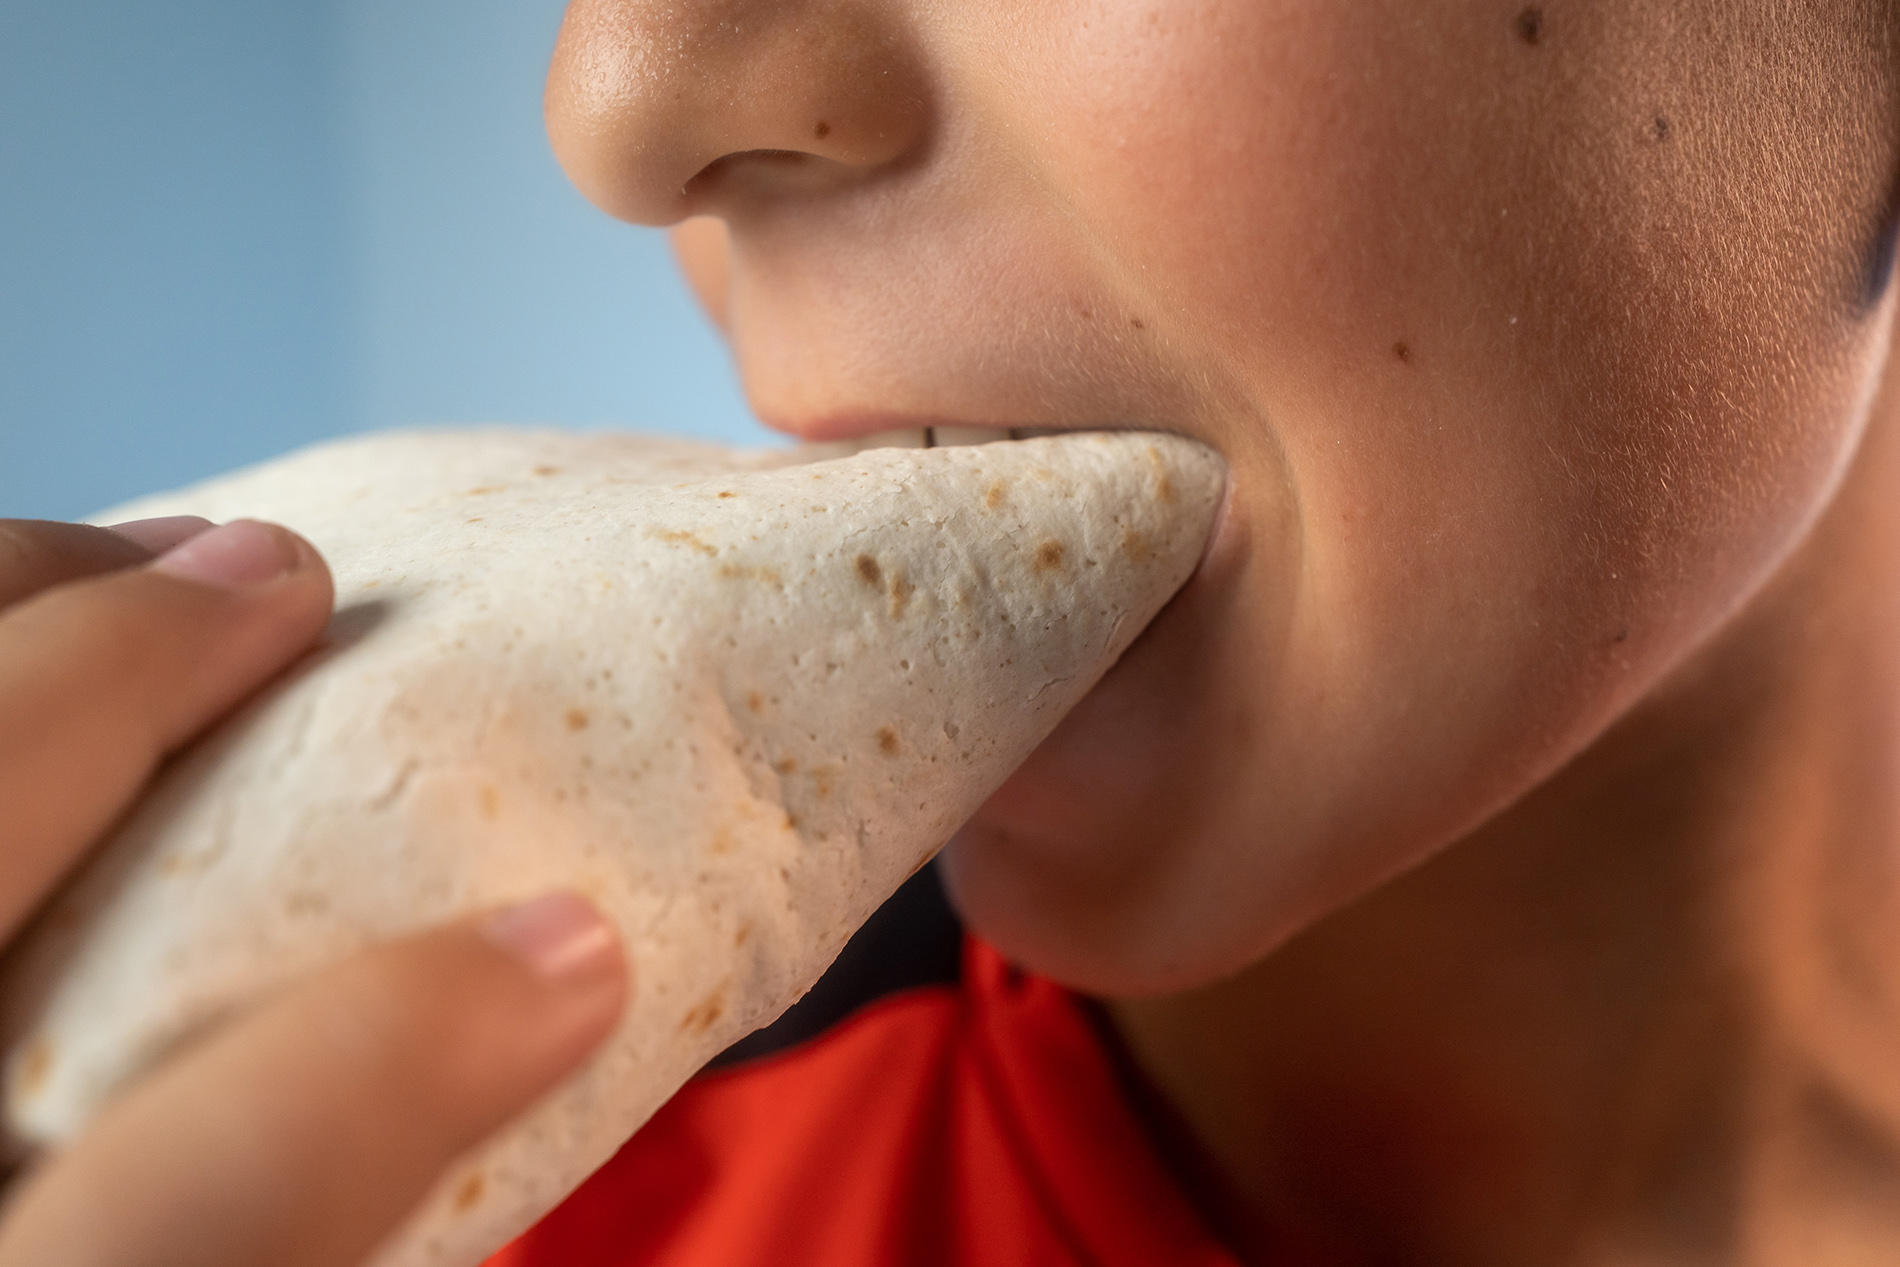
(935, 493, 1296, 998)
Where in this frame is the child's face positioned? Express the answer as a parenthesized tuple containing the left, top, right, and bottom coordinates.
(548, 1, 1898, 993)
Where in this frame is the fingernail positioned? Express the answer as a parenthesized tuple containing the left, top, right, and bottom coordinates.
(150, 519, 302, 590)
(481, 892, 621, 981)
(107, 515, 215, 554)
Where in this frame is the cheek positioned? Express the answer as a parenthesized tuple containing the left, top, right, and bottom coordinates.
(1025, 0, 1876, 673)
(950, 1, 1892, 989)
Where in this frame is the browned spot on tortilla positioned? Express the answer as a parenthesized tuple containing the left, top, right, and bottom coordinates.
(650, 528, 717, 556)
(876, 727, 901, 757)
(855, 554, 882, 586)
(717, 490, 736, 499)
(463, 485, 506, 496)
(533, 465, 561, 477)
(286, 891, 329, 916)
(710, 829, 736, 856)
(734, 922, 753, 946)
(14, 1037, 53, 1098)
(813, 120, 831, 139)
(775, 757, 799, 775)
(984, 481, 1007, 510)
(566, 708, 590, 731)
(479, 785, 501, 819)
(746, 690, 765, 713)
(453, 1172, 486, 1211)
(465, 517, 484, 524)
(888, 574, 914, 619)
(680, 990, 726, 1035)
(1033, 541, 1067, 573)
(1144, 445, 1177, 503)
(813, 765, 839, 797)
(718, 563, 783, 587)
(784, 811, 800, 830)
(1121, 528, 1153, 563)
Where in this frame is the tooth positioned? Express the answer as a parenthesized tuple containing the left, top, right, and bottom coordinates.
(1009, 427, 1065, 441)
(859, 428, 929, 450)
(929, 426, 1014, 447)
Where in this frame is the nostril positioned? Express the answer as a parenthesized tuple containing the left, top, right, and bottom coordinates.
(547, 0, 934, 226)
(682, 148, 876, 207)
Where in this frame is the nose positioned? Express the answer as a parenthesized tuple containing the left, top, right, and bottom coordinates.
(546, 0, 931, 227)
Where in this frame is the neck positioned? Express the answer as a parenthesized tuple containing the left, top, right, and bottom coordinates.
(1108, 343, 1900, 1266)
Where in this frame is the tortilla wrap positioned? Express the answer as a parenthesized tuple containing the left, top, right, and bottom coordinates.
(0, 427, 1224, 1266)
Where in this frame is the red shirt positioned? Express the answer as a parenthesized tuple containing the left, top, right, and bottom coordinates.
(490, 937, 1239, 1267)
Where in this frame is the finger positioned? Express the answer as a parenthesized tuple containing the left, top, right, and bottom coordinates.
(0, 893, 629, 1267)
(0, 521, 156, 611)
(103, 515, 216, 554)
(0, 520, 333, 937)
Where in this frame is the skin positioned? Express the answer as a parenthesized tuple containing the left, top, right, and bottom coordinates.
(0, 519, 627, 1266)
(544, 0, 1900, 1262)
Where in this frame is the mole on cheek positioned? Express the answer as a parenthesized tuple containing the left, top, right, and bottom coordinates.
(813, 120, 831, 140)
(1515, 6, 1544, 45)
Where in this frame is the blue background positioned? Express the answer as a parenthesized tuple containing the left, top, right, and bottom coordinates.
(1, 0, 767, 521)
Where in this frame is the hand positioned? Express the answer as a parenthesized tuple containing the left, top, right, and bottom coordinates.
(0, 518, 628, 1267)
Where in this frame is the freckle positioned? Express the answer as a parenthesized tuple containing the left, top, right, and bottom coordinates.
(1514, 5, 1543, 44)
(735, 922, 752, 946)
(1129, 317, 1145, 330)
(1034, 540, 1067, 573)
(1615, 629, 1630, 643)
(479, 785, 501, 819)
(566, 708, 590, 731)
(877, 726, 901, 756)
(855, 554, 882, 586)
(813, 120, 831, 139)
(453, 1173, 486, 1212)
(1652, 114, 1671, 142)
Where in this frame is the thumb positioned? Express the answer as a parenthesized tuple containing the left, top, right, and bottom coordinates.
(0, 892, 628, 1267)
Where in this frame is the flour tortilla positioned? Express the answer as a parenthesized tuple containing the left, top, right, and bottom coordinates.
(0, 427, 1224, 1267)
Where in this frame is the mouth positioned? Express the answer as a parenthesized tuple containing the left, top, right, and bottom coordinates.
(797, 423, 1072, 455)
(796, 421, 1235, 578)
